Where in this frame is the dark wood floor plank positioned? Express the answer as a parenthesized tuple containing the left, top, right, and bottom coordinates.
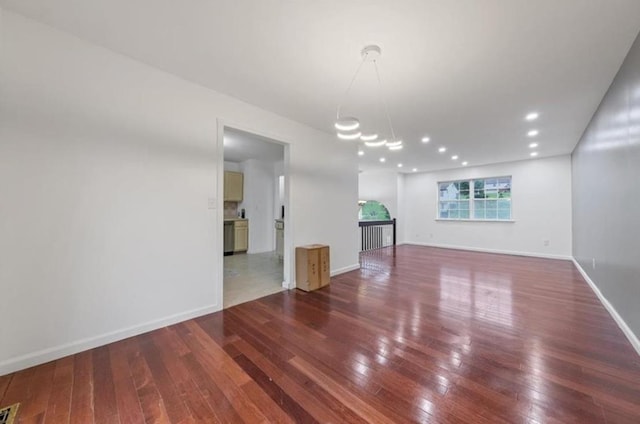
(43, 357, 74, 424)
(137, 334, 191, 424)
(289, 355, 401, 424)
(128, 339, 172, 424)
(109, 339, 145, 424)
(1, 368, 36, 411)
(151, 329, 219, 424)
(178, 321, 270, 424)
(0, 374, 13, 404)
(2, 245, 640, 423)
(231, 338, 366, 424)
(179, 352, 243, 424)
(92, 346, 120, 424)
(233, 353, 313, 424)
(69, 350, 94, 424)
(14, 361, 55, 422)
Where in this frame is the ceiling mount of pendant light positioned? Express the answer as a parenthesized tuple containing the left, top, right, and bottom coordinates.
(334, 45, 402, 152)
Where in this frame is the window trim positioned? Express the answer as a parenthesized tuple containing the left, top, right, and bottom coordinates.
(436, 175, 514, 222)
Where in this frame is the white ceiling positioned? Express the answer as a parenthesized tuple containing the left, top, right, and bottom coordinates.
(224, 127, 284, 163)
(3, 0, 640, 172)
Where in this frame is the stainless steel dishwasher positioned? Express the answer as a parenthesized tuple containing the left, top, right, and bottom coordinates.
(223, 221, 234, 255)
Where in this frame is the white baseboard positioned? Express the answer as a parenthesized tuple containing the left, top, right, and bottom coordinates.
(0, 303, 220, 376)
(331, 263, 360, 277)
(288, 264, 360, 290)
(572, 259, 640, 357)
(405, 241, 572, 261)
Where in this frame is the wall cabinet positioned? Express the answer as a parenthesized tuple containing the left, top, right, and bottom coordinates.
(234, 220, 248, 252)
(224, 171, 244, 202)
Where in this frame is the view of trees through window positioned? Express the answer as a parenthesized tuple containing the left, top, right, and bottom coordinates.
(439, 176, 512, 220)
(358, 200, 391, 221)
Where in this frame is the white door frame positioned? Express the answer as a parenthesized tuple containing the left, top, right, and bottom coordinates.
(215, 119, 293, 310)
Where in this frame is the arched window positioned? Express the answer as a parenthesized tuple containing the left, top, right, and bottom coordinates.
(358, 200, 391, 221)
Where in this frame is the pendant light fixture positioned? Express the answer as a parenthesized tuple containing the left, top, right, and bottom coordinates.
(334, 45, 402, 151)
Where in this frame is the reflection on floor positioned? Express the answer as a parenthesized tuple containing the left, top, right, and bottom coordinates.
(223, 251, 284, 308)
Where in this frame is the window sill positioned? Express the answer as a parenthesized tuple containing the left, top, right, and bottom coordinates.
(435, 218, 516, 223)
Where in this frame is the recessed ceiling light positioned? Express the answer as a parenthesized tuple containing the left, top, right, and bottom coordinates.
(462, 161, 468, 166)
(397, 163, 403, 168)
(529, 142, 539, 148)
(421, 136, 431, 143)
(337, 131, 362, 140)
(530, 152, 539, 157)
(360, 133, 378, 141)
(412, 168, 418, 172)
(525, 112, 539, 121)
(527, 130, 539, 137)
(438, 147, 446, 153)
(365, 139, 387, 147)
(451, 155, 459, 160)
(380, 157, 386, 162)
(388, 145, 403, 151)
(358, 150, 364, 156)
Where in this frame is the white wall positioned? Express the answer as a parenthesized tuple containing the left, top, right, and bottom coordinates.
(223, 161, 242, 172)
(239, 159, 277, 253)
(402, 155, 572, 259)
(358, 170, 401, 218)
(0, 10, 359, 375)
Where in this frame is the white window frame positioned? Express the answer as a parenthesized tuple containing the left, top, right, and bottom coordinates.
(436, 176, 514, 222)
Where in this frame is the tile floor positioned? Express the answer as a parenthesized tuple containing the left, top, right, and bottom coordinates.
(223, 251, 285, 308)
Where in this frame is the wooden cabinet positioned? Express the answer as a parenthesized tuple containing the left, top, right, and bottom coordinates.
(224, 171, 244, 202)
(295, 244, 330, 292)
(234, 220, 248, 252)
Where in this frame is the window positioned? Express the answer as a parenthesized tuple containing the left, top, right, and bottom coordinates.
(358, 200, 391, 221)
(438, 176, 512, 221)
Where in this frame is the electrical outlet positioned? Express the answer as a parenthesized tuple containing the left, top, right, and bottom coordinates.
(429, 233, 433, 238)
(592, 258, 596, 269)
(543, 240, 549, 246)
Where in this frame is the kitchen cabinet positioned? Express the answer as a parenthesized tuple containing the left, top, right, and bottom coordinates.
(234, 220, 248, 252)
(224, 171, 243, 202)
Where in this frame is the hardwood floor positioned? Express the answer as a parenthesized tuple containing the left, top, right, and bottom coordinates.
(2, 245, 640, 423)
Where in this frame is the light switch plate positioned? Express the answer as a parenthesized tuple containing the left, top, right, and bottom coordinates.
(208, 197, 216, 209)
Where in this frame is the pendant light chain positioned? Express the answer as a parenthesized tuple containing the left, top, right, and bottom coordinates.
(336, 54, 368, 119)
(373, 59, 397, 142)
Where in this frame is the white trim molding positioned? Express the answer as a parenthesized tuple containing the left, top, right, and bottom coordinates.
(405, 241, 572, 261)
(572, 259, 640, 357)
(330, 263, 361, 277)
(0, 304, 219, 376)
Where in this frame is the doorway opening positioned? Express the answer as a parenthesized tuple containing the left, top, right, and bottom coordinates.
(221, 127, 288, 308)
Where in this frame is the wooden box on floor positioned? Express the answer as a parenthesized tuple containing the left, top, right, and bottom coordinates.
(295, 244, 330, 291)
